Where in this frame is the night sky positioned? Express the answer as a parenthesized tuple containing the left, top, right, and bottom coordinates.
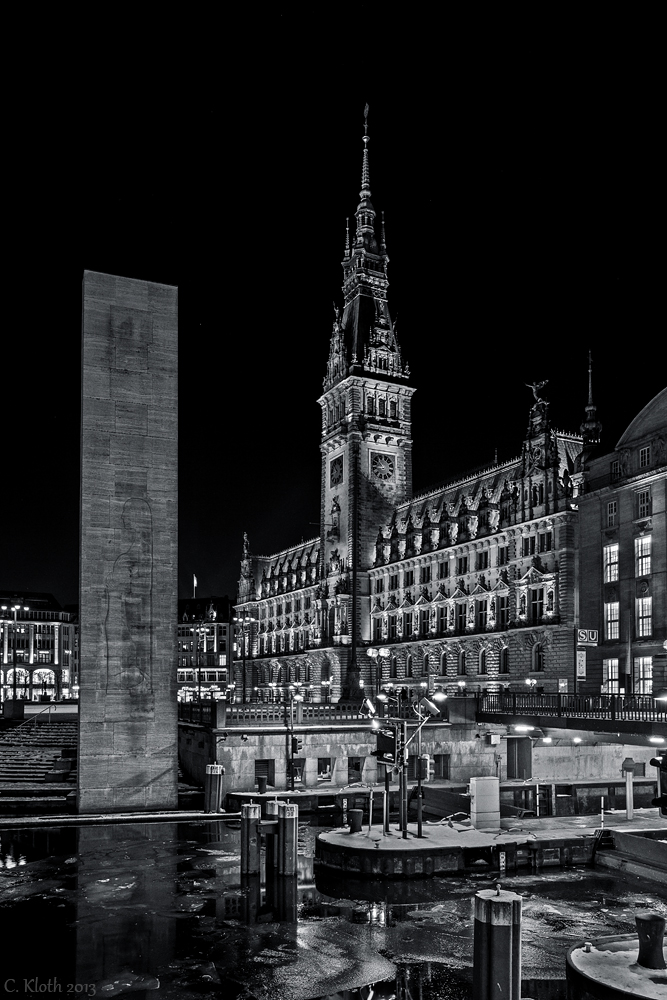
(3, 33, 663, 609)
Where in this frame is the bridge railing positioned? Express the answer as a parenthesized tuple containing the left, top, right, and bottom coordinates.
(478, 692, 667, 723)
(177, 701, 371, 728)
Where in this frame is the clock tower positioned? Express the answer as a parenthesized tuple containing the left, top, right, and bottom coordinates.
(318, 107, 415, 684)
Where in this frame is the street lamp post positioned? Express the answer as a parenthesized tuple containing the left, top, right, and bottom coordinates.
(366, 646, 391, 697)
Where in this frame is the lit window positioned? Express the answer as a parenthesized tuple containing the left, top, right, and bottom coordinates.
(637, 597, 652, 637)
(603, 543, 619, 583)
(602, 658, 619, 694)
(633, 656, 653, 694)
(639, 446, 650, 468)
(607, 500, 617, 527)
(604, 602, 620, 640)
(635, 536, 651, 577)
(637, 489, 651, 519)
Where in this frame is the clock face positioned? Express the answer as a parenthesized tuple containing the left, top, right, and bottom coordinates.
(330, 456, 344, 487)
(371, 453, 395, 481)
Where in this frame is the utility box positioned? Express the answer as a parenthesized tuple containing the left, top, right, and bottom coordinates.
(487, 733, 501, 746)
(469, 775, 500, 831)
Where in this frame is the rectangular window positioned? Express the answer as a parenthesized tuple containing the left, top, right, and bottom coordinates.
(403, 612, 414, 636)
(610, 460, 620, 481)
(522, 536, 536, 557)
(438, 561, 449, 579)
(498, 596, 509, 628)
(538, 532, 552, 553)
(437, 606, 447, 632)
(637, 489, 651, 519)
(531, 588, 544, 622)
(637, 597, 652, 637)
(317, 758, 332, 781)
(457, 556, 468, 576)
(375, 578, 384, 593)
(389, 574, 399, 591)
(476, 600, 488, 629)
(419, 609, 429, 635)
(604, 601, 620, 640)
(607, 500, 617, 527)
(497, 546, 509, 566)
(404, 570, 415, 588)
(602, 658, 619, 694)
(633, 656, 653, 695)
(456, 604, 467, 631)
(635, 536, 651, 577)
(420, 566, 432, 584)
(639, 446, 650, 468)
(603, 543, 619, 583)
(372, 617, 382, 641)
(304, 597, 311, 609)
(388, 614, 397, 639)
(476, 551, 489, 571)
(433, 754, 450, 779)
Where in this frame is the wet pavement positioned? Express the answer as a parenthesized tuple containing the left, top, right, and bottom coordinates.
(1, 819, 666, 999)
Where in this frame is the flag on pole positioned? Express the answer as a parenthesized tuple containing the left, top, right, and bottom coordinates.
(193, 574, 197, 598)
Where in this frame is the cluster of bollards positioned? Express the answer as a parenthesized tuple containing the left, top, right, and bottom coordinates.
(240, 801, 298, 876)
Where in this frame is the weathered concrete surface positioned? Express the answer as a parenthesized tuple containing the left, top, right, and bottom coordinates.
(79, 271, 178, 813)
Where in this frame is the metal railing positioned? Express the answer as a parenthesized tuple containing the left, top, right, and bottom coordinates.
(478, 692, 667, 723)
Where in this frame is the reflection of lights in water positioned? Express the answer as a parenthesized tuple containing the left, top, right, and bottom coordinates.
(1, 851, 26, 868)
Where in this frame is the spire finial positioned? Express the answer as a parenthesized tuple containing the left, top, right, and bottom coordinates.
(361, 104, 371, 195)
(345, 217, 350, 256)
(587, 349, 594, 406)
(380, 210, 386, 250)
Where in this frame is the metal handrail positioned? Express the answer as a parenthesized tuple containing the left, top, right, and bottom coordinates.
(6, 702, 56, 731)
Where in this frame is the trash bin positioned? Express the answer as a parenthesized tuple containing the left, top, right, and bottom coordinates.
(348, 809, 363, 833)
(257, 775, 268, 795)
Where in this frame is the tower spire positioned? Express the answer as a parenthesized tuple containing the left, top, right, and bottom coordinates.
(580, 350, 602, 450)
(360, 103, 371, 198)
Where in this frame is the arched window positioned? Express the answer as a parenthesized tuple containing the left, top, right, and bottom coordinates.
(499, 647, 509, 674)
(478, 650, 487, 674)
(458, 651, 466, 675)
(390, 656, 397, 679)
(440, 650, 448, 675)
(422, 654, 429, 675)
(406, 654, 413, 678)
(533, 643, 544, 671)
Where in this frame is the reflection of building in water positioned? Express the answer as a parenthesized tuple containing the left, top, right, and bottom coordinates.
(176, 595, 234, 701)
(0, 591, 77, 701)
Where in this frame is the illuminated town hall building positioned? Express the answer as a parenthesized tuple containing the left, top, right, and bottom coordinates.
(234, 116, 665, 706)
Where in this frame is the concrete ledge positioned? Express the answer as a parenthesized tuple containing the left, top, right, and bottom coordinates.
(0, 810, 241, 828)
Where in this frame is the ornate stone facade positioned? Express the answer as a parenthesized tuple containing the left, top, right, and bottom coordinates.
(235, 113, 586, 703)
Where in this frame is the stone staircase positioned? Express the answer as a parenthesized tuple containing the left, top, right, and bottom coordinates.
(0, 720, 78, 815)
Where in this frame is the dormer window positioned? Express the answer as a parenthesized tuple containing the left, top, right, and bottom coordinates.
(639, 446, 650, 469)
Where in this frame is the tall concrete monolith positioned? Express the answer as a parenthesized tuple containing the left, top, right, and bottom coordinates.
(78, 271, 178, 813)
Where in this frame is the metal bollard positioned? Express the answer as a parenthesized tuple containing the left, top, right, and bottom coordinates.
(278, 802, 298, 876)
(265, 799, 279, 869)
(241, 803, 262, 875)
(636, 911, 666, 970)
(205, 763, 224, 813)
(473, 886, 522, 1000)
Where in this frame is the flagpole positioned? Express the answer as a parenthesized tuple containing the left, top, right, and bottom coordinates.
(193, 574, 197, 600)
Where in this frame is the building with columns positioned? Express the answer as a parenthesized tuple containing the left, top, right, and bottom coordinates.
(234, 113, 665, 707)
(0, 592, 77, 701)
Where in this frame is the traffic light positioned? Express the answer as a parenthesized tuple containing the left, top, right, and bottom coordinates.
(650, 753, 667, 816)
(291, 736, 303, 755)
(373, 725, 397, 765)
